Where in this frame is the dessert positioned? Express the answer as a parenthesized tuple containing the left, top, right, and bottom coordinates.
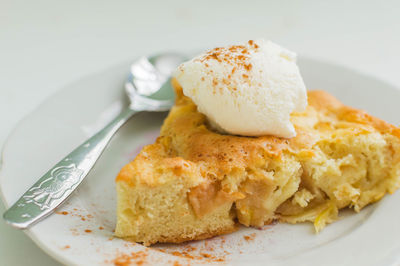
(115, 40, 400, 246)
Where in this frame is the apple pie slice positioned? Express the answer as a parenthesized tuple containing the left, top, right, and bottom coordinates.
(115, 79, 400, 246)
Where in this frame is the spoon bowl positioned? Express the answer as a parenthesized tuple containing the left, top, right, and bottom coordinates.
(126, 53, 187, 111)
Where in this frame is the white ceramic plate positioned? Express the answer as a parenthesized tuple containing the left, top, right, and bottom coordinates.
(1, 58, 400, 266)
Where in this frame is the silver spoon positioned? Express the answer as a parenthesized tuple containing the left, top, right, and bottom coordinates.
(3, 53, 187, 229)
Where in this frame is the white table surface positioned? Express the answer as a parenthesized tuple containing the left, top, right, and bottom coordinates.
(1, 0, 399, 265)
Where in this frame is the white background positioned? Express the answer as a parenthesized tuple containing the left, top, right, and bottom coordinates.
(1, 0, 399, 265)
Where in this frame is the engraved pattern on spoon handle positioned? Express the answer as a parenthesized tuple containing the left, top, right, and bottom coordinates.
(3, 107, 137, 229)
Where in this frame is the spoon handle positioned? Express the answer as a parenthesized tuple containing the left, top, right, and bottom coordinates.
(3, 107, 137, 229)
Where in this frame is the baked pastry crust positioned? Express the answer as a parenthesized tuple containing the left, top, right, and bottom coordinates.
(115, 79, 400, 245)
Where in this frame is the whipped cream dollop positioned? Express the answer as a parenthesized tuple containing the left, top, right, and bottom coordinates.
(173, 39, 307, 138)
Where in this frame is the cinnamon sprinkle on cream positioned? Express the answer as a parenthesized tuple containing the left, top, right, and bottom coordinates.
(173, 39, 307, 138)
